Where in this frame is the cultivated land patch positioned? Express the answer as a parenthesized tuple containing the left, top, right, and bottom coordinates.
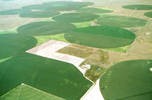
(26, 40, 108, 99)
(0, 84, 65, 100)
(123, 4, 152, 10)
(53, 13, 99, 23)
(20, 8, 59, 18)
(26, 40, 85, 69)
(0, 1, 152, 100)
(0, 32, 91, 100)
(58, 43, 109, 82)
(58, 44, 95, 58)
(0, 9, 19, 15)
(38, 1, 93, 12)
(17, 21, 75, 36)
(0, 53, 91, 100)
(100, 60, 152, 100)
(0, 1, 94, 18)
(34, 34, 67, 45)
(0, 33, 37, 59)
(144, 11, 152, 18)
(64, 25, 136, 48)
(77, 7, 113, 14)
(97, 15, 147, 27)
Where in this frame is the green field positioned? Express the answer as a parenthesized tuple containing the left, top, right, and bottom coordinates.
(77, 7, 113, 14)
(123, 5, 152, 10)
(20, 8, 59, 18)
(0, 84, 65, 100)
(100, 60, 152, 100)
(0, 31, 91, 100)
(0, 3, 99, 99)
(0, 33, 36, 59)
(97, 15, 147, 27)
(0, 1, 94, 18)
(144, 11, 152, 18)
(17, 21, 75, 36)
(37, 1, 93, 11)
(53, 13, 99, 23)
(0, 9, 19, 15)
(65, 25, 136, 48)
(0, 0, 152, 100)
(0, 53, 91, 100)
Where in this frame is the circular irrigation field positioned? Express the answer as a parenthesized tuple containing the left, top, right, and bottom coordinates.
(20, 8, 59, 18)
(97, 15, 147, 27)
(19, 1, 93, 18)
(77, 7, 113, 14)
(53, 13, 99, 23)
(144, 11, 152, 18)
(123, 5, 152, 10)
(17, 21, 75, 36)
(100, 60, 152, 100)
(0, 1, 94, 18)
(65, 26, 136, 48)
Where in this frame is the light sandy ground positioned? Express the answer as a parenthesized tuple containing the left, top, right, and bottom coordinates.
(26, 40, 86, 74)
(0, 15, 48, 30)
(86, 1, 152, 67)
(81, 79, 104, 100)
(26, 40, 105, 100)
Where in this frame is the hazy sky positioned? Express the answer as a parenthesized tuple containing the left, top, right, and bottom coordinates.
(0, 0, 151, 10)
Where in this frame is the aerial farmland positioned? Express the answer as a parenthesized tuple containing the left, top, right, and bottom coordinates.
(0, 0, 152, 100)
